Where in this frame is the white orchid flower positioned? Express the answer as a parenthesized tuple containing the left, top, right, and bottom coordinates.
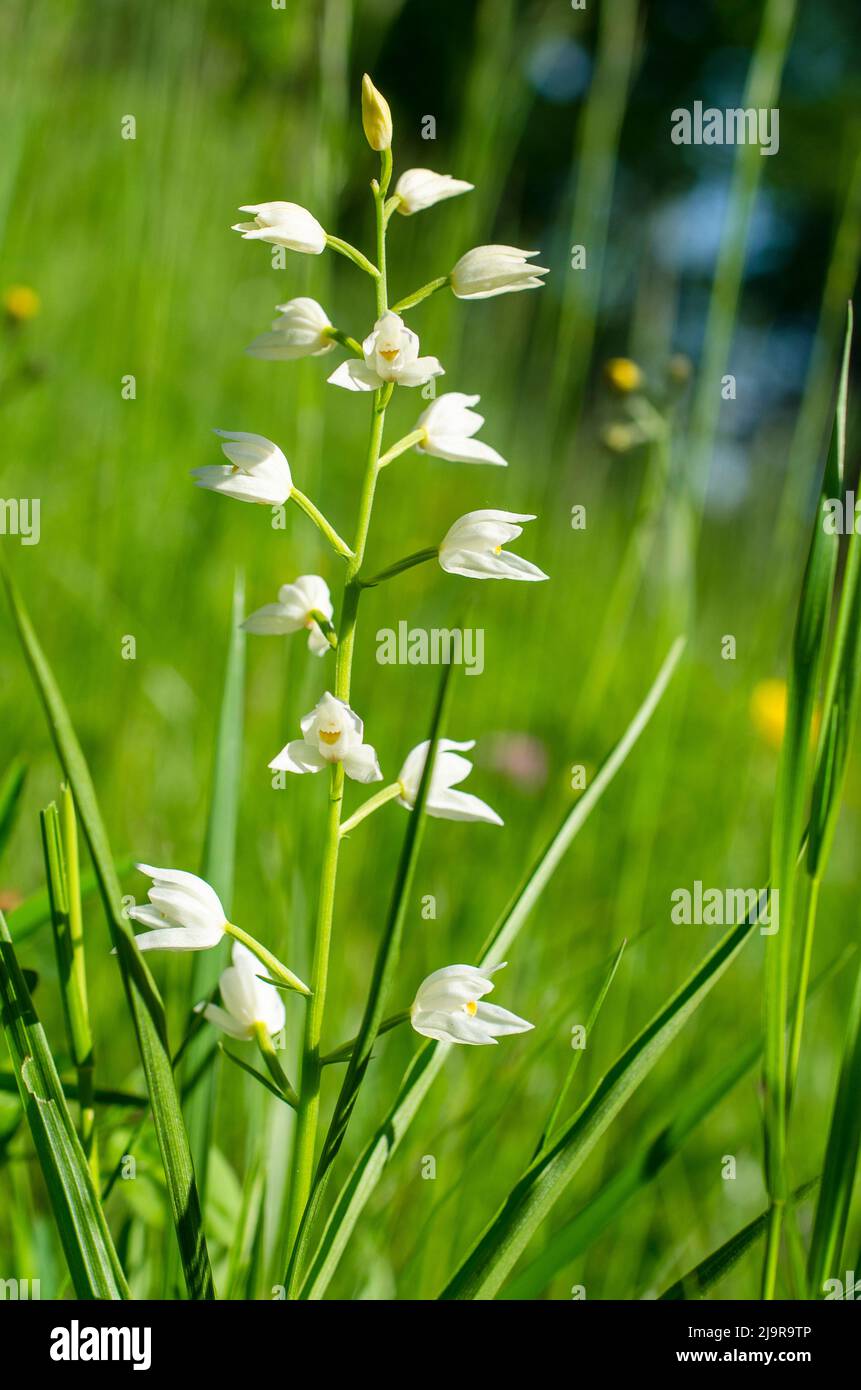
(410, 963, 533, 1046)
(232, 201, 326, 254)
(246, 298, 335, 361)
(327, 311, 444, 392)
(197, 941, 286, 1041)
(243, 575, 334, 656)
(398, 739, 502, 825)
(416, 393, 506, 467)
(450, 245, 549, 300)
(269, 692, 382, 783)
(439, 510, 548, 581)
(191, 431, 293, 507)
(393, 168, 474, 215)
(127, 866, 227, 952)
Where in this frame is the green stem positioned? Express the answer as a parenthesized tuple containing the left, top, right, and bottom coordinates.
(339, 782, 402, 838)
(223, 922, 311, 997)
(325, 234, 379, 279)
(291, 487, 354, 559)
(285, 148, 393, 1271)
(390, 276, 450, 314)
(284, 762, 344, 1251)
(325, 327, 363, 356)
(320, 1010, 411, 1065)
(359, 547, 438, 588)
(378, 427, 427, 469)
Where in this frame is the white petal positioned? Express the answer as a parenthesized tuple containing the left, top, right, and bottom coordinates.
(327, 359, 383, 392)
(429, 787, 504, 826)
(132, 926, 220, 953)
(396, 357, 445, 388)
(241, 604, 302, 635)
(268, 739, 328, 774)
(343, 744, 383, 784)
(202, 1003, 254, 1040)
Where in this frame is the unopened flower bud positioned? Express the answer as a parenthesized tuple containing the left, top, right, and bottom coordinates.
(362, 74, 392, 151)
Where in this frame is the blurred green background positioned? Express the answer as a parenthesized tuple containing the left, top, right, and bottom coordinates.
(1, 0, 860, 1298)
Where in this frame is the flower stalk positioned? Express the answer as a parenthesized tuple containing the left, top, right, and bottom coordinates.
(359, 547, 438, 588)
(290, 487, 354, 559)
(324, 233, 379, 279)
(339, 782, 402, 837)
(390, 276, 451, 313)
(377, 427, 427, 468)
(222, 921, 311, 997)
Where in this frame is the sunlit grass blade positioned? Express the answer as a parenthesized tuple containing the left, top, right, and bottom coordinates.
(0, 757, 26, 864)
(184, 570, 246, 1201)
(807, 951, 861, 1296)
(40, 790, 97, 1180)
(286, 661, 453, 1295)
(439, 906, 760, 1300)
(2, 566, 214, 1299)
(659, 1179, 819, 1300)
(507, 1039, 761, 1300)
(762, 300, 848, 1296)
(0, 910, 129, 1299)
(531, 938, 627, 1160)
(6, 857, 135, 943)
(503, 944, 851, 1300)
(297, 637, 685, 1299)
(0, 1071, 146, 1107)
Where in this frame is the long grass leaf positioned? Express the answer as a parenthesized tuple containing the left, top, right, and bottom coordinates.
(1, 566, 214, 1299)
(0, 758, 27, 864)
(807, 951, 861, 1295)
(532, 939, 627, 1160)
(439, 910, 759, 1299)
(184, 570, 246, 1200)
(0, 911, 128, 1298)
(6, 857, 135, 943)
(659, 1179, 819, 1300)
(503, 945, 852, 1299)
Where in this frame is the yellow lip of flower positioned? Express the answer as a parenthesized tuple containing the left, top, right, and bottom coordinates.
(3, 285, 40, 322)
(465, 1000, 477, 1017)
(378, 347, 399, 362)
(604, 357, 643, 394)
(319, 728, 341, 746)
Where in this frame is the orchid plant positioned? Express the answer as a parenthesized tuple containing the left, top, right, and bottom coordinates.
(165, 74, 549, 1268)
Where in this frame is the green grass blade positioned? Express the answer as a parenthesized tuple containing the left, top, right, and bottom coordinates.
(0, 757, 27, 864)
(184, 570, 246, 1200)
(286, 661, 454, 1294)
(532, 938, 627, 1160)
(0, 1072, 146, 1107)
(297, 637, 685, 1299)
(762, 301, 848, 1294)
(480, 636, 685, 967)
(807, 951, 861, 1295)
(807, 306, 856, 876)
(0, 910, 129, 1299)
(6, 857, 135, 943)
(659, 1179, 819, 1300)
(506, 1040, 760, 1300)
(439, 913, 759, 1300)
(40, 793, 97, 1179)
(503, 945, 852, 1300)
(2, 566, 214, 1299)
